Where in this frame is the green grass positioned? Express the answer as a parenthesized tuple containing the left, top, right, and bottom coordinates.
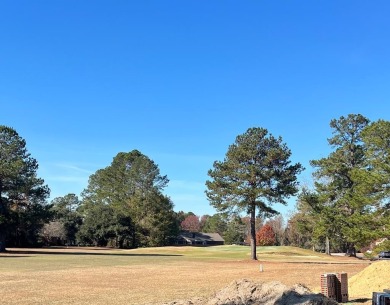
(136, 245, 336, 261)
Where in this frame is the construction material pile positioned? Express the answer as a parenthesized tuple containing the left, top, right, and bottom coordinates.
(349, 261, 390, 298)
(164, 279, 338, 305)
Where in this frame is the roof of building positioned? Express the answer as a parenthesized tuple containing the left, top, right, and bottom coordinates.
(178, 232, 225, 243)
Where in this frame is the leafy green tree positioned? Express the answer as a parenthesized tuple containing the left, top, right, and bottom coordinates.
(51, 194, 82, 245)
(309, 114, 383, 255)
(292, 190, 338, 252)
(0, 126, 50, 251)
(76, 202, 116, 246)
(201, 213, 227, 235)
(223, 215, 246, 245)
(206, 127, 303, 260)
(361, 119, 390, 238)
(199, 215, 209, 231)
(362, 121, 390, 197)
(131, 192, 178, 247)
(79, 150, 178, 248)
(284, 215, 312, 248)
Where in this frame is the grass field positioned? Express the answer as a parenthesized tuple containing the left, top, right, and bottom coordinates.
(0, 246, 371, 305)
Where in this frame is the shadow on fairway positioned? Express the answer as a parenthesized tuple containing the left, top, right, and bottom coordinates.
(0, 255, 32, 258)
(6, 249, 182, 257)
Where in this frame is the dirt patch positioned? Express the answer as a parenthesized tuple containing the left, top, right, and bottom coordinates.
(164, 279, 338, 305)
(349, 261, 390, 298)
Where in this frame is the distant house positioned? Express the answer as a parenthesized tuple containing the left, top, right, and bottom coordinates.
(175, 232, 225, 246)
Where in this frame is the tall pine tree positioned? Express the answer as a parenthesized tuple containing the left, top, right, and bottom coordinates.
(309, 114, 381, 254)
(206, 127, 303, 260)
(0, 126, 50, 251)
(79, 150, 178, 248)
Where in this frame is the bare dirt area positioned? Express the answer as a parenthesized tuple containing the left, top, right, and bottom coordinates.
(0, 247, 371, 305)
(164, 279, 340, 305)
(349, 260, 390, 299)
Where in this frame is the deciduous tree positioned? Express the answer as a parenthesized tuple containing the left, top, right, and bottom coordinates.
(41, 221, 66, 245)
(180, 215, 200, 232)
(256, 224, 276, 246)
(266, 215, 285, 246)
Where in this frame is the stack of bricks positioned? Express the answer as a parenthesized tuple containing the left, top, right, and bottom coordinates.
(320, 273, 348, 303)
(321, 273, 337, 301)
(336, 272, 349, 303)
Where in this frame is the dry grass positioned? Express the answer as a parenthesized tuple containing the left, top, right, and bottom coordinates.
(0, 246, 371, 305)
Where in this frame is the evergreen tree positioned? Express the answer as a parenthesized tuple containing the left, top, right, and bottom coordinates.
(223, 215, 246, 245)
(76, 202, 116, 246)
(309, 114, 382, 254)
(79, 150, 178, 248)
(51, 194, 82, 245)
(0, 126, 50, 251)
(206, 127, 303, 260)
(201, 213, 228, 235)
(361, 120, 390, 238)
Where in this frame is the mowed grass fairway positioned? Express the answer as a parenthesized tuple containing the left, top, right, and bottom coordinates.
(0, 246, 369, 305)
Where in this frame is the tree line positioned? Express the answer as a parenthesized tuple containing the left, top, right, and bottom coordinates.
(0, 133, 180, 251)
(205, 114, 390, 259)
(1, 114, 389, 258)
(287, 115, 390, 256)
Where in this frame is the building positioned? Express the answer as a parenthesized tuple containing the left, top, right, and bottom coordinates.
(175, 232, 225, 246)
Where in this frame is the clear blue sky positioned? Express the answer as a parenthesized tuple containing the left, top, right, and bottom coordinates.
(1, 1, 390, 217)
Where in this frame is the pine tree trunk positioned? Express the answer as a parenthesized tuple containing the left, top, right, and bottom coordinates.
(347, 244, 356, 257)
(0, 230, 6, 252)
(250, 203, 257, 260)
(325, 236, 330, 255)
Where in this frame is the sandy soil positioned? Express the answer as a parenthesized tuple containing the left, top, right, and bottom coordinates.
(349, 260, 390, 298)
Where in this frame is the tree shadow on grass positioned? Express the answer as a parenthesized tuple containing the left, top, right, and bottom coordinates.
(0, 255, 32, 258)
(347, 298, 372, 304)
(6, 249, 182, 257)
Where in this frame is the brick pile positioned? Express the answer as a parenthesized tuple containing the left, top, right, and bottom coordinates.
(321, 272, 348, 303)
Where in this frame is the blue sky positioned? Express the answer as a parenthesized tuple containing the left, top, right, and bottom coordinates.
(1, 1, 390, 217)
